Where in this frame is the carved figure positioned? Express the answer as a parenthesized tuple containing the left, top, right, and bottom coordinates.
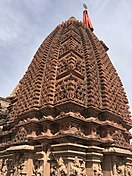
(57, 157, 67, 176)
(51, 157, 67, 176)
(1, 159, 7, 176)
(0, 159, 3, 175)
(80, 160, 86, 176)
(51, 162, 58, 176)
(112, 130, 129, 147)
(70, 157, 86, 176)
(4, 154, 26, 176)
(93, 164, 103, 176)
(41, 124, 53, 137)
(33, 160, 43, 176)
(116, 161, 124, 176)
(125, 165, 132, 176)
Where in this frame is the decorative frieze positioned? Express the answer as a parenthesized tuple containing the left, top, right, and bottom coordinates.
(0, 154, 27, 176)
(51, 157, 86, 176)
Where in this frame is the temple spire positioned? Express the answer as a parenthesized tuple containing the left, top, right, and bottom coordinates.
(83, 4, 94, 31)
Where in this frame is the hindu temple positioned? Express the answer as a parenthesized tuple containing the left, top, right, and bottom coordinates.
(0, 6, 132, 176)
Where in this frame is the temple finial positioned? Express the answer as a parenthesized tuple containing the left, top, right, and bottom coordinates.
(83, 3, 88, 10)
(83, 3, 94, 31)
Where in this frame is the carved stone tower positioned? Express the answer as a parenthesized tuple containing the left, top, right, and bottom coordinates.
(0, 16, 132, 176)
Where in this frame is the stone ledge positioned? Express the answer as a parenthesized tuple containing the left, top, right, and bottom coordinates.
(103, 147, 132, 156)
(6, 145, 34, 151)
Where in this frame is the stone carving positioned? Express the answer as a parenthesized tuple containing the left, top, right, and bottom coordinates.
(57, 157, 67, 176)
(7, 12, 131, 126)
(4, 155, 27, 176)
(51, 162, 58, 176)
(100, 129, 113, 142)
(56, 111, 84, 120)
(57, 52, 84, 77)
(80, 160, 86, 176)
(0, 159, 2, 172)
(41, 124, 53, 137)
(55, 121, 85, 137)
(40, 29, 62, 106)
(17, 155, 26, 175)
(13, 127, 27, 143)
(63, 22, 79, 34)
(55, 77, 86, 104)
(7, 159, 16, 175)
(93, 164, 103, 176)
(116, 161, 125, 176)
(125, 165, 132, 176)
(51, 157, 86, 176)
(112, 130, 129, 147)
(0, 159, 7, 176)
(87, 126, 100, 139)
(33, 159, 43, 176)
(51, 157, 67, 176)
(61, 30, 82, 47)
(69, 157, 86, 176)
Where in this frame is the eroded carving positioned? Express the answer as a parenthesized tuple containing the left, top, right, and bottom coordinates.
(69, 157, 86, 176)
(55, 121, 85, 137)
(17, 154, 27, 175)
(41, 124, 53, 137)
(51, 157, 67, 176)
(87, 126, 100, 139)
(0, 159, 7, 176)
(13, 127, 27, 143)
(51, 157, 86, 176)
(32, 159, 43, 176)
(93, 163, 103, 176)
(0, 156, 27, 176)
(125, 164, 132, 176)
(112, 130, 129, 147)
(116, 161, 125, 176)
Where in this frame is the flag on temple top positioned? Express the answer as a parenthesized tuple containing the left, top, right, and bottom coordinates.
(83, 9, 94, 31)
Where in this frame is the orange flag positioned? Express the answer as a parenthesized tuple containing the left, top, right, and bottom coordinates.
(83, 10, 94, 31)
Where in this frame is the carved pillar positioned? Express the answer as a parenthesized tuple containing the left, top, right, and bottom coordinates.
(102, 155, 113, 176)
(111, 156, 117, 176)
(103, 149, 132, 176)
(26, 153, 34, 176)
(86, 161, 103, 176)
(86, 146, 103, 176)
(33, 151, 49, 176)
(51, 143, 87, 175)
(125, 157, 132, 176)
(43, 150, 50, 176)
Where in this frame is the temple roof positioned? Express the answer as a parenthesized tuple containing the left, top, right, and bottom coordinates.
(9, 17, 131, 124)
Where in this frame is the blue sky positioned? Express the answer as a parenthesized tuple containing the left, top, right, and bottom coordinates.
(0, 0, 132, 115)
